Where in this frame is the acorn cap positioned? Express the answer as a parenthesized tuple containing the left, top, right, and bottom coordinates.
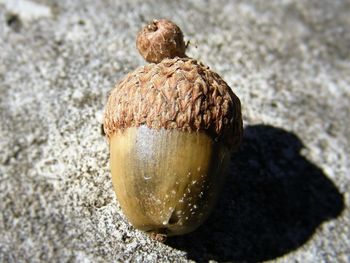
(104, 57, 242, 149)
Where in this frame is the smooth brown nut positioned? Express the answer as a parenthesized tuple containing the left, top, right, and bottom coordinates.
(109, 126, 230, 236)
(136, 19, 186, 63)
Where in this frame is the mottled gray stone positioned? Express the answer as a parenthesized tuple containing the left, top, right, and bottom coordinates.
(0, 0, 349, 262)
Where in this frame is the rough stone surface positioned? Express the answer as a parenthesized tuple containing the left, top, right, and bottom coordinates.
(0, 0, 349, 262)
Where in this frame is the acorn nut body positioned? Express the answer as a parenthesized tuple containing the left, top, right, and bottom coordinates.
(109, 126, 230, 236)
(104, 20, 243, 239)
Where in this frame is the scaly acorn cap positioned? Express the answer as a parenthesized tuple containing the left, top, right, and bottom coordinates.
(104, 57, 242, 150)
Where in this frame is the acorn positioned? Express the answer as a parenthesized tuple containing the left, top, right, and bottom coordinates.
(104, 19, 242, 240)
(136, 19, 186, 63)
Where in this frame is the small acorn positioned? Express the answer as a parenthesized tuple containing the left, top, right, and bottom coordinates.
(104, 19, 242, 240)
(136, 19, 186, 63)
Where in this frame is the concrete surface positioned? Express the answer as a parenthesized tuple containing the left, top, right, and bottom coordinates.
(0, 0, 349, 262)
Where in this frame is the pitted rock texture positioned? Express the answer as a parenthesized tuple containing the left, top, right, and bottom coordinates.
(0, 0, 349, 262)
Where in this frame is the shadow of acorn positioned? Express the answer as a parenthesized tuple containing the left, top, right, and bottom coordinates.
(168, 124, 344, 262)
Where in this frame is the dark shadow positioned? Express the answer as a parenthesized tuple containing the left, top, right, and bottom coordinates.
(167, 125, 344, 262)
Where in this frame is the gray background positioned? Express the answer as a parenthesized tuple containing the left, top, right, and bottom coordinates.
(0, 0, 349, 262)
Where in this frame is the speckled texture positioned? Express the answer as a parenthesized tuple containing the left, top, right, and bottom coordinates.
(0, 0, 349, 262)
